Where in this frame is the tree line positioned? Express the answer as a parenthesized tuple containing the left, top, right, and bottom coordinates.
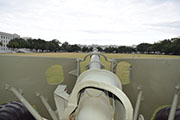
(99, 37, 180, 55)
(6, 37, 180, 55)
(7, 38, 61, 52)
(7, 38, 92, 52)
(136, 37, 180, 55)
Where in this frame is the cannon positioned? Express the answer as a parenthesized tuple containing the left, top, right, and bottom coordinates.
(0, 50, 179, 120)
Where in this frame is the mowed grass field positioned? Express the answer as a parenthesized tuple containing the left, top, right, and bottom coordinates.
(1, 52, 180, 84)
(3, 52, 180, 58)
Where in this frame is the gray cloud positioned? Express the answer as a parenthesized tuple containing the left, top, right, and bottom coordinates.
(153, 21, 180, 29)
(82, 30, 122, 34)
(67, 12, 102, 18)
(0, 0, 180, 45)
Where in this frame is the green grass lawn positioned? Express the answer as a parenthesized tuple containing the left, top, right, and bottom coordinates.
(1, 52, 180, 84)
(2, 52, 180, 58)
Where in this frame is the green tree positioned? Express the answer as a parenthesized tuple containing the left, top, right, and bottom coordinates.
(104, 47, 116, 53)
(7, 38, 28, 49)
(34, 39, 47, 52)
(0, 41, 2, 46)
(117, 46, 135, 53)
(87, 47, 93, 52)
(150, 42, 161, 53)
(26, 38, 48, 52)
(171, 38, 180, 55)
(50, 39, 61, 52)
(159, 39, 173, 54)
(26, 39, 34, 50)
(70, 44, 81, 52)
(7, 39, 19, 49)
(149, 39, 173, 54)
(61, 42, 71, 52)
(7, 41, 19, 50)
(137, 43, 152, 53)
(97, 47, 103, 52)
(82, 46, 89, 52)
(46, 40, 60, 52)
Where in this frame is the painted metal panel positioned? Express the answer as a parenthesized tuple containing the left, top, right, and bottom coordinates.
(0, 55, 77, 119)
(114, 58, 180, 120)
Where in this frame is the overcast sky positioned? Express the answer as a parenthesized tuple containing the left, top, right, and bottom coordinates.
(0, 0, 180, 45)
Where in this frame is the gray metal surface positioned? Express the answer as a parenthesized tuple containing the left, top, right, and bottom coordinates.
(0, 55, 77, 119)
(133, 87, 143, 120)
(5, 86, 43, 120)
(168, 85, 180, 120)
(114, 58, 180, 120)
(1, 54, 180, 120)
(89, 55, 101, 69)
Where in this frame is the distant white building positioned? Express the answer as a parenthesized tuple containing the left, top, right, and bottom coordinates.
(0, 31, 20, 51)
(22, 37, 32, 40)
(131, 44, 137, 48)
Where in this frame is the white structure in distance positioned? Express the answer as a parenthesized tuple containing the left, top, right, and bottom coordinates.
(0, 31, 20, 52)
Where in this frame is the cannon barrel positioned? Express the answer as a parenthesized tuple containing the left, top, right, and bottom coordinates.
(61, 51, 133, 120)
(77, 54, 113, 120)
(89, 54, 101, 69)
